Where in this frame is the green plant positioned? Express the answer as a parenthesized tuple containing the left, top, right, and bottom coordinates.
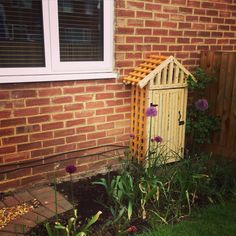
(186, 68, 220, 152)
(45, 209, 102, 236)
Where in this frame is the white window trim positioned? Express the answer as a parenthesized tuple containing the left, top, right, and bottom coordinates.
(0, 0, 116, 83)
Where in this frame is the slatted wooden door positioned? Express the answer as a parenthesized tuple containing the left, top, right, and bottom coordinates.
(150, 87, 188, 160)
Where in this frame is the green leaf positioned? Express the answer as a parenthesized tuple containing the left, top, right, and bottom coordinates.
(128, 200, 132, 220)
(45, 222, 53, 236)
(82, 211, 102, 232)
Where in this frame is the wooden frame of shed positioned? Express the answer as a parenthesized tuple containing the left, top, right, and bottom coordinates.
(123, 55, 193, 160)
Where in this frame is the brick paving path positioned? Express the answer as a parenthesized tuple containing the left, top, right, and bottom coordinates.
(0, 185, 73, 235)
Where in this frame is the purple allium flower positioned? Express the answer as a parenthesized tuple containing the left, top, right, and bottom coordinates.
(65, 165, 77, 174)
(195, 98, 208, 111)
(151, 138, 155, 142)
(154, 136, 162, 143)
(129, 133, 135, 139)
(146, 106, 157, 117)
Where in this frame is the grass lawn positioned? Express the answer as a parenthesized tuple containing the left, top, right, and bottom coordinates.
(139, 201, 236, 236)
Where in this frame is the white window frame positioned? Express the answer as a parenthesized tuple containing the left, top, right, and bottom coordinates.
(0, 0, 116, 83)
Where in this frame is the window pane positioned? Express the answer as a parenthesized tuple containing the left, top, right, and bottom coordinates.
(0, 0, 45, 68)
(58, 0, 104, 62)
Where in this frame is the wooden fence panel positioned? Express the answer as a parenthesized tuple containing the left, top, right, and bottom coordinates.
(200, 52, 236, 158)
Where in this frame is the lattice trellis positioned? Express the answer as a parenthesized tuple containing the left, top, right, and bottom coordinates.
(123, 55, 194, 160)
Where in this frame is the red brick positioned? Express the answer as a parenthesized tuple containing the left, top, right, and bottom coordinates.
(63, 87, 85, 94)
(145, 3, 161, 11)
(28, 115, 50, 124)
(54, 128, 75, 138)
(30, 131, 53, 141)
(201, 2, 214, 8)
(26, 98, 50, 107)
(42, 122, 64, 131)
(0, 146, 16, 154)
(7, 169, 31, 180)
(52, 96, 73, 104)
(38, 88, 62, 97)
(0, 179, 20, 191)
(170, 14, 185, 21)
(179, 22, 191, 29)
(87, 116, 105, 124)
(184, 31, 197, 37)
(116, 45, 134, 51)
(86, 101, 104, 109)
(66, 119, 86, 127)
(152, 45, 168, 51)
(1, 118, 26, 127)
(194, 8, 205, 15)
(11, 90, 36, 99)
(199, 16, 211, 22)
(187, 0, 200, 7)
(161, 37, 176, 43)
(40, 105, 63, 114)
(77, 125, 95, 133)
(86, 85, 105, 93)
(107, 114, 124, 122)
(75, 94, 93, 102)
(126, 36, 143, 43)
(116, 27, 135, 34)
(171, 0, 186, 4)
(97, 137, 116, 145)
(127, 19, 144, 27)
(127, 1, 144, 9)
(154, 13, 169, 19)
(87, 131, 106, 140)
(17, 142, 41, 152)
(3, 135, 28, 145)
(136, 11, 153, 18)
(64, 103, 83, 111)
(116, 60, 134, 68)
(117, 9, 135, 17)
(52, 113, 73, 121)
(0, 110, 11, 118)
(96, 108, 114, 116)
(55, 144, 76, 153)
(77, 140, 96, 149)
(179, 7, 192, 13)
(144, 37, 160, 43)
(96, 93, 114, 100)
(169, 30, 183, 36)
(107, 128, 124, 136)
(75, 110, 95, 118)
(177, 38, 190, 43)
(97, 122, 115, 130)
(115, 91, 130, 98)
(136, 29, 153, 36)
(0, 91, 10, 100)
(14, 107, 39, 117)
(145, 20, 161, 28)
(66, 134, 86, 143)
(162, 21, 177, 28)
(43, 138, 65, 147)
(0, 128, 14, 137)
(106, 84, 124, 91)
(153, 29, 168, 35)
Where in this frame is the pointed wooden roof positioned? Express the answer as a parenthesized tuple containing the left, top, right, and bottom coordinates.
(123, 55, 194, 88)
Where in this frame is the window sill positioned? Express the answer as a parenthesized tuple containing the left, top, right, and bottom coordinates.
(0, 72, 119, 84)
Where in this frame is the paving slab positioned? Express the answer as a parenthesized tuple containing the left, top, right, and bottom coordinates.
(0, 185, 73, 235)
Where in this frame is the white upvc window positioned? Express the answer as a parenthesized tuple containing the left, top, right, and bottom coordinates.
(0, 0, 115, 83)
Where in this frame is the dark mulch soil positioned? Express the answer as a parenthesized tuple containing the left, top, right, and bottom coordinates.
(30, 171, 118, 236)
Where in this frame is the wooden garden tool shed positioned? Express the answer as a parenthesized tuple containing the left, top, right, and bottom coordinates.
(123, 55, 193, 160)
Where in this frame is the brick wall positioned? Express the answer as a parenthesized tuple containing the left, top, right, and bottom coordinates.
(115, 0, 236, 76)
(1, 0, 236, 191)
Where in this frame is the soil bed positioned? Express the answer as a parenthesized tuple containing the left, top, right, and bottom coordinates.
(31, 171, 123, 235)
